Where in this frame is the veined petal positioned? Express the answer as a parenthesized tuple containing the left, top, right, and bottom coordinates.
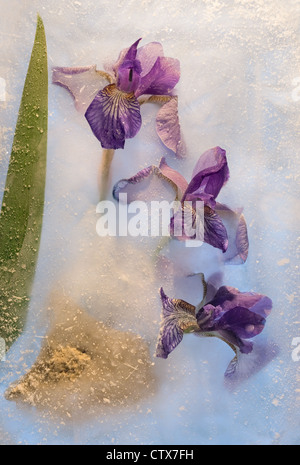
(183, 147, 229, 203)
(135, 56, 180, 98)
(85, 84, 142, 149)
(52, 65, 111, 114)
(204, 205, 228, 252)
(170, 202, 203, 241)
(170, 203, 228, 251)
(113, 157, 188, 202)
(156, 288, 199, 359)
(156, 97, 184, 156)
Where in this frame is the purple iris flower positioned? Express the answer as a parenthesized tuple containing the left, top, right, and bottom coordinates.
(156, 285, 272, 377)
(113, 146, 249, 262)
(52, 39, 181, 152)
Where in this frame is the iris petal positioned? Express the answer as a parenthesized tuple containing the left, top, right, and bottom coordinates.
(135, 56, 180, 98)
(216, 306, 266, 340)
(136, 41, 164, 77)
(183, 147, 229, 203)
(196, 285, 272, 355)
(109, 38, 142, 77)
(215, 203, 249, 264)
(156, 288, 199, 359)
(85, 84, 142, 149)
(204, 285, 273, 319)
(52, 65, 110, 114)
(158, 157, 188, 199)
(169, 198, 228, 251)
(113, 157, 188, 202)
(203, 205, 228, 252)
(156, 97, 184, 156)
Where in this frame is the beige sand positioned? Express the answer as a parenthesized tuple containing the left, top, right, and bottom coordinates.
(5, 294, 156, 418)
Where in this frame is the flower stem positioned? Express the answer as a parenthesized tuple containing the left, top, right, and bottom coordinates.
(98, 149, 115, 201)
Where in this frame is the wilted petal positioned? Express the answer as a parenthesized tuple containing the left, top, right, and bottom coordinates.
(156, 97, 184, 156)
(135, 56, 180, 98)
(156, 288, 199, 359)
(183, 147, 229, 204)
(52, 65, 110, 114)
(113, 157, 187, 202)
(113, 165, 155, 202)
(234, 212, 249, 263)
(215, 203, 249, 264)
(85, 84, 142, 149)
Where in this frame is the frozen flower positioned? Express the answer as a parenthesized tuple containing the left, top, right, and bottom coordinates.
(113, 146, 249, 261)
(156, 285, 272, 377)
(52, 38, 182, 153)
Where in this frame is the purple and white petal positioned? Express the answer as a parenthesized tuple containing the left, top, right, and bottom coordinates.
(135, 56, 180, 98)
(183, 147, 229, 204)
(85, 84, 142, 149)
(156, 97, 185, 156)
(156, 288, 199, 359)
(52, 65, 110, 114)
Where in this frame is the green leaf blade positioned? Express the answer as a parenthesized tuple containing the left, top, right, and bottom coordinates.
(0, 15, 48, 348)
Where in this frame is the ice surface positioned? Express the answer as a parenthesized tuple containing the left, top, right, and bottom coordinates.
(0, 0, 299, 445)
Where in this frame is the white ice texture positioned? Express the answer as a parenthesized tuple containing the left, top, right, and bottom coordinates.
(0, 0, 299, 445)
